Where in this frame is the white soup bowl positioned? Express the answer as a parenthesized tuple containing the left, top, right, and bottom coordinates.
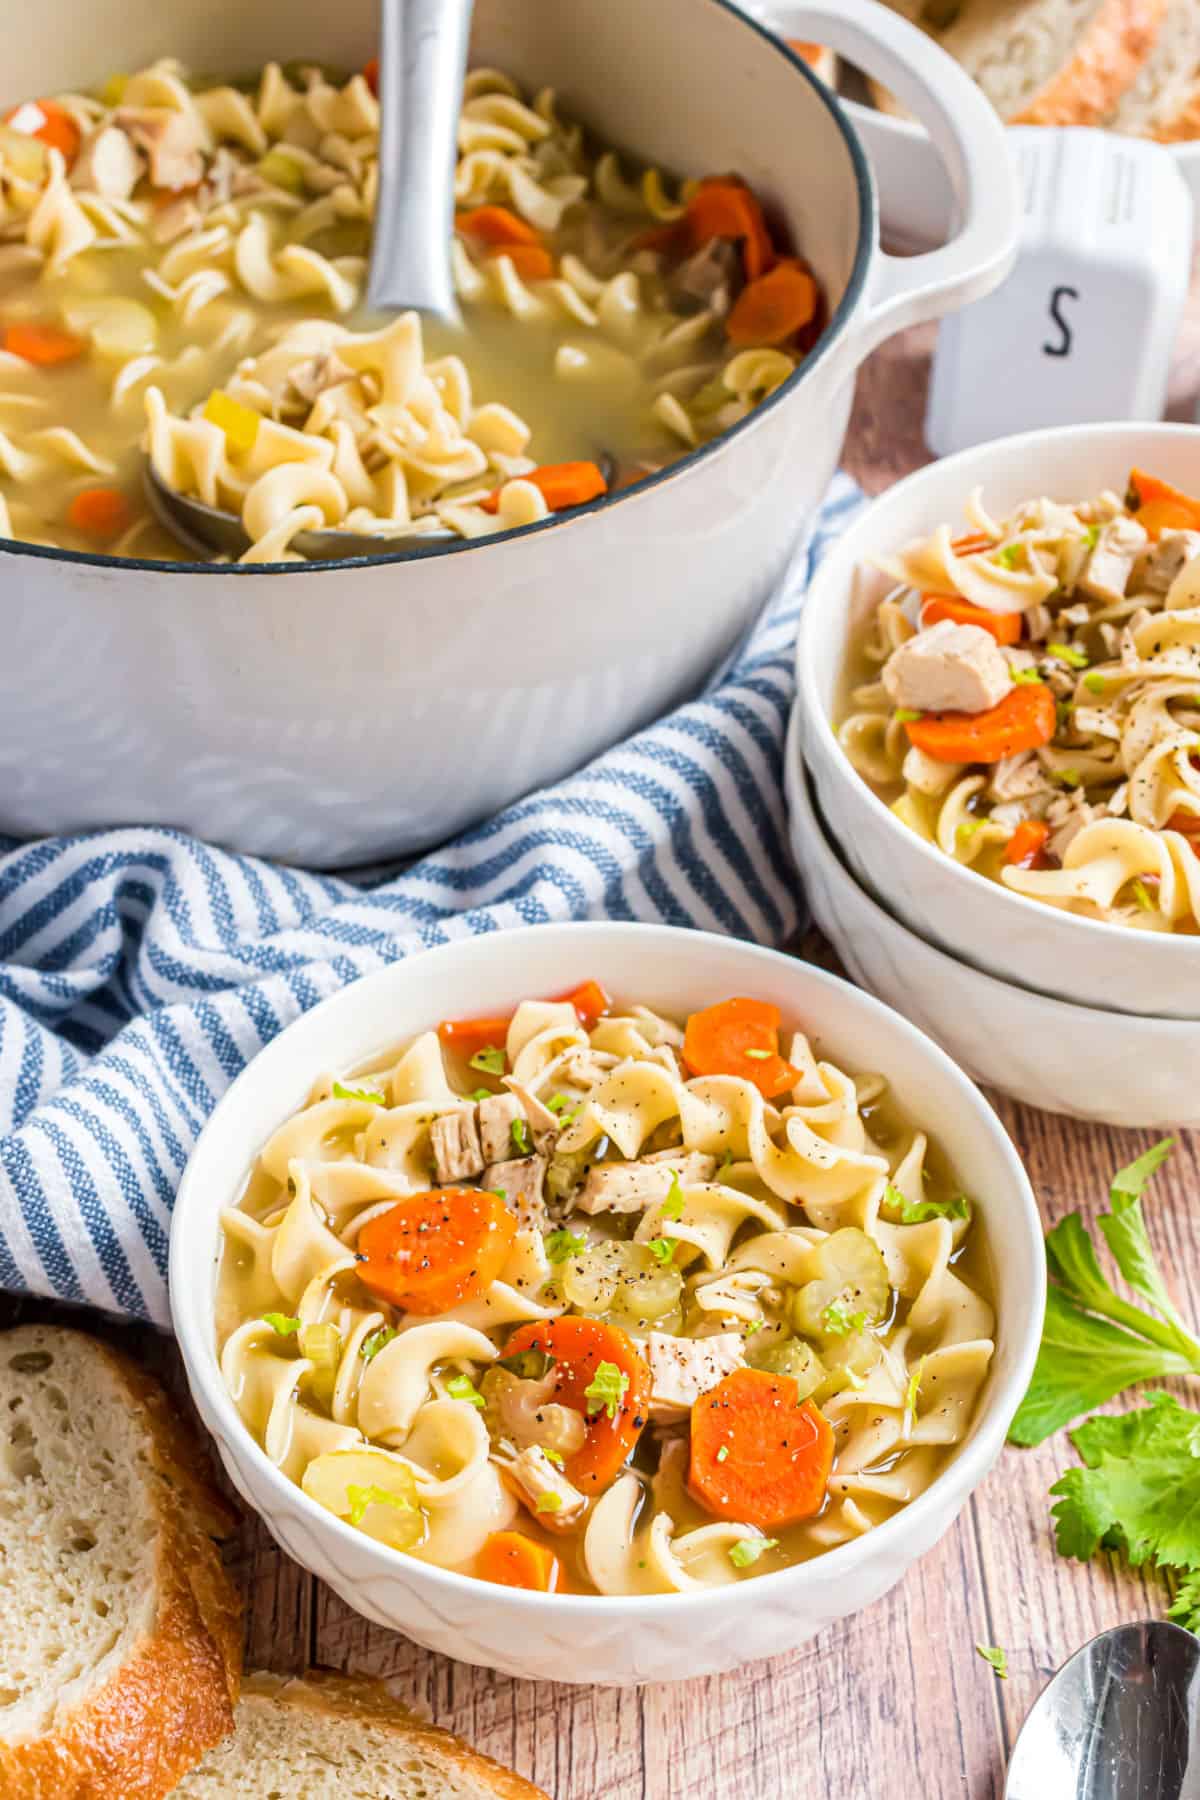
(796, 421, 1200, 1020)
(170, 920, 1042, 1685)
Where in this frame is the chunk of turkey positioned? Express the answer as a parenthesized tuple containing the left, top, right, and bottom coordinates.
(575, 1150, 717, 1216)
(504, 1445, 587, 1530)
(478, 1092, 525, 1164)
(881, 620, 1012, 716)
(645, 1330, 744, 1423)
(116, 106, 208, 190)
(429, 1108, 483, 1184)
(1078, 516, 1148, 605)
(1143, 528, 1200, 596)
(482, 1154, 548, 1232)
(69, 125, 145, 199)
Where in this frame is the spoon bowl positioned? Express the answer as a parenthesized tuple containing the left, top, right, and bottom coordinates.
(1006, 1621, 1200, 1800)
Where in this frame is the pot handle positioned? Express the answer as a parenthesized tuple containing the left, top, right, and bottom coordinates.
(746, 0, 1018, 364)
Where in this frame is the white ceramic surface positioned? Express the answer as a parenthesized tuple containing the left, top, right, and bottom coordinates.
(786, 717, 1200, 1127)
(170, 921, 1043, 1685)
(795, 420, 1200, 1020)
(0, 0, 1017, 867)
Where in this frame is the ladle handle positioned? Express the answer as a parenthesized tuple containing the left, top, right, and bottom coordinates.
(367, 0, 473, 321)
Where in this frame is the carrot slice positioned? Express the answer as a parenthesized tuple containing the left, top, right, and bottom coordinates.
(66, 487, 132, 542)
(1004, 819, 1051, 869)
(904, 683, 1057, 766)
(4, 98, 80, 165)
(503, 1317, 652, 1494)
(479, 461, 608, 516)
(1166, 809, 1200, 837)
(1126, 468, 1200, 540)
(4, 322, 85, 366)
(950, 533, 993, 556)
(787, 40, 826, 66)
(725, 259, 817, 347)
(682, 996, 800, 1099)
(685, 178, 776, 281)
(436, 1014, 513, 1064)
(631, 219, 687, 255)
(491, 242, 555, 281)
(455, 204, 541, 248)
(357, 1189, 516, 1315)
(437, 980, 611, 1061)
(689, 1367, 833, 1529)
(553, 979, 611, 1030)
(921, 594, 1022, 646)
(477, 1530, 566, 1592)
(364, 57, 380, 95)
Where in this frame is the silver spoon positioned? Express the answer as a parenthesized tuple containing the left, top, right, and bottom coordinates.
(145, 0, 472, 560)
(1006, 1621, 1200, 1800)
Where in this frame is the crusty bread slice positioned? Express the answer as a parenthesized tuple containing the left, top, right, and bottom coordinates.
(173, 1670, 551, 1800)
(1106, 2, 1200, 138)
(0, 1326, 242, 1800)
(938, 0, 1168, 125)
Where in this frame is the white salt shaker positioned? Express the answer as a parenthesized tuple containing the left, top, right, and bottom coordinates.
(926, 127, 1194, 456)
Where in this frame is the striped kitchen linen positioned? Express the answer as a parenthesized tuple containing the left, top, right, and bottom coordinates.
(0, 473, 865, 1323)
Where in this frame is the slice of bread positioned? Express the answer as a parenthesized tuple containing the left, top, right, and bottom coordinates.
(173, 1670, 551, 1800)
(0, 1326, 242, 1799)
(1106, 3, 1200, 138)
(938, 0, 1168, 125)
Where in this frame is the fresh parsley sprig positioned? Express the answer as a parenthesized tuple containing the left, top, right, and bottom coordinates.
(1008, 1140, 1190, 1449)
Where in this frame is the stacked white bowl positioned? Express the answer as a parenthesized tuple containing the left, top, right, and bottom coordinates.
(791, 423, 1200, 1129)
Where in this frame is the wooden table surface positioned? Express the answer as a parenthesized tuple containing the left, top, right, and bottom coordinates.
(5, 284, 1200, 1800)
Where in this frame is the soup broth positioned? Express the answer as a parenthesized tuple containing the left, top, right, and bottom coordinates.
(0, 59, 823, 561)
(215, 985, 996, 1597)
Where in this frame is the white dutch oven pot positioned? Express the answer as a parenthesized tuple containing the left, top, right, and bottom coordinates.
(0, 0, 1017, 865)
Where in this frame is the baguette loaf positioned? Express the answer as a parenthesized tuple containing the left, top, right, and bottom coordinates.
(173, 1669, 551, 1800)
(0, 1326, 242, 1799)
(938, 0, 1168, 125)
(1105, 2, 1200, 138)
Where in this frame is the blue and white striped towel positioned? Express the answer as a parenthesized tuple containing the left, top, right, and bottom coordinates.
(0, 474, 864, 1324)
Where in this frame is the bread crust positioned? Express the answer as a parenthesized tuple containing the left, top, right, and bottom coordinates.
(0, 1327, 242, 1800)
(1014, 0, 1169, 125)
(223, 1670, 551, 1800)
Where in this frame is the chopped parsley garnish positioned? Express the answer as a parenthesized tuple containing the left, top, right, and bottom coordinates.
(716, 1444, 730, 1464)
(545, 1229, 587, 1265)
(821, 1299, 866, 1338)
(976, 1644, 1008, 1680)
(743, 1319, 764, 1336)
(535, 1491, 563, 1514)
(543, 1447, 565, 1467)
(491, 1187, 507, 1202)
(445, 1374, 486, 1409)
(995, 544, 1023, 569)
(956, 818, 984, 842)
(360, 1326, 398, 1364)
(263, 1312, 301, 1336)
(718, 1149, 734, 1176)
(1082, 670, 1107, 694)
(1083, 521, 1100, 548)
(469, 1045, 506, 1076)
(1053, 767, 1083, 788)
(496, 1346, 555, 1380)
(1011, 666, 1045, 685)
(903, 1356, 926, 1434)
(729, 1537, 779, 1569)
(661, 1174, 685, 1220)
(469, 1086, 493, 1101)
(346, 1483, 414, 1527)
(743, 1047, 771, 1061)
(648, 1236, 678, 1266)
(584, 1361, 630, 1420)
(547, 1092, 583, 1124)
(1047, 641, 1089, 668)
(893, 707, 923, 724)
(332, 1079, 385, 1104)
(898, 1191, 971, 1225)
(1131, 880, 1155, 912)
(510, 1117, 531, 1155)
